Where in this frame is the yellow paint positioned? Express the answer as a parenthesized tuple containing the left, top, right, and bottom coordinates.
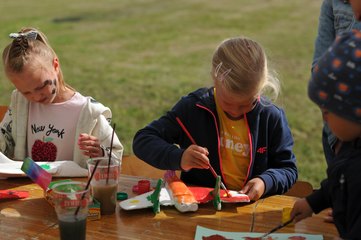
(282, 207, 293, 225)
(130, 199, 140, 204)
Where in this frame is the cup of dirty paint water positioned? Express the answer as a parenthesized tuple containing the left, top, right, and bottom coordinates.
(52, 181, 90, 240)
(87, 157, 120, 215)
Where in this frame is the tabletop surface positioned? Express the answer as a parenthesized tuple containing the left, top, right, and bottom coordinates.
(0, 175, 338, 240)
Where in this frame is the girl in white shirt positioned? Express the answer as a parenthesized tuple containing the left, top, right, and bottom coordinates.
(0, 27, 123, 168)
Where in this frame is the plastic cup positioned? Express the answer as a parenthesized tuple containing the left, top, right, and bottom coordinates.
(87, 157, 120, 215)
(52, 181, 90, 240)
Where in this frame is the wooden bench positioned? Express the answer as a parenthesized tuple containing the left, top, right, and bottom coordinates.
(120, 155, 171, 179)
(284, 180, 313, 198)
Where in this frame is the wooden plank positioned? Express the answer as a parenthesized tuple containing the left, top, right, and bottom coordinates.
(120, 155, 170, 179)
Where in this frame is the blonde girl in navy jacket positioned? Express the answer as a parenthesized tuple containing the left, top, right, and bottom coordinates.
(133, 36, 297, 201)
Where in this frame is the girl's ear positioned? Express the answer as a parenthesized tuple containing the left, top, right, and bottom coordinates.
(52, 57, 60, 73)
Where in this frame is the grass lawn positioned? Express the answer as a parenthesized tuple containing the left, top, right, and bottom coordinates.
(0, 0, 326, 187)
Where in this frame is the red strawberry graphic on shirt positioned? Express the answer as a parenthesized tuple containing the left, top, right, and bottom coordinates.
(31, 137, 57, 161)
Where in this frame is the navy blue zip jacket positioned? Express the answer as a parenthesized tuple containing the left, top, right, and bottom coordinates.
(133, 88, 297, 197)
(306, 139, 361, 238)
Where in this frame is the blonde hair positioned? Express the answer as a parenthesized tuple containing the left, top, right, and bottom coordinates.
(2, 27, 70, 91)
(211, 37, 280, 101)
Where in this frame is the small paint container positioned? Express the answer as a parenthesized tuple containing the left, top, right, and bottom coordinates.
(117, 192, 128, 201)
(132, 180, 151, 194)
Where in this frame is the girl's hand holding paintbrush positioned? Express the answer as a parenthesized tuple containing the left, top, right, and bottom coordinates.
(175, 117, 231, 197)
(180, 145, 210, 171)
(181, 144, 231, 198)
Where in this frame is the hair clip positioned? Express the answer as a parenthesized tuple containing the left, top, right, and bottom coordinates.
(9, 31, 38, 40)
(222, 68, 232, 78)
(220, 68, 232, 83)
(214, 62, 223, 78)
(214, 62, 232, 83)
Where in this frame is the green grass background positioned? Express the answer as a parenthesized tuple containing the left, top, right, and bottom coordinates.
(0, 0, 326, 187)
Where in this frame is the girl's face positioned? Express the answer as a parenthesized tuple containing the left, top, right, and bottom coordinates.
(8, 58, 60, 104)
(215, 81, 257, 119)
(321, 108, 361, 142)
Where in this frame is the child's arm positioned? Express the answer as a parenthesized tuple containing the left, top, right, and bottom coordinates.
(76, 107, 123, 164)
(133, 112, 186, 171)
(258, 108, 298, 196)
(292, 178, 331, 222)
(0, 106, 15, 158)
(312, 0, 336, 68)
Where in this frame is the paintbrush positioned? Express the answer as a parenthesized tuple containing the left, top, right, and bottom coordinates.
(106, 123, 116, 184)
(175, 117, 231, 197)
(208, 164, 230, 197)
(74, 158, 100, 217)
(260, 217, 294, 238)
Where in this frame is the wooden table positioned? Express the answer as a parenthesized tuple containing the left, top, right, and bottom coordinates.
(0, 175, 338, 240)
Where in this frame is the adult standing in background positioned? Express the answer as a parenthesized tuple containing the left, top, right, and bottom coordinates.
(312, 0, 361, 68)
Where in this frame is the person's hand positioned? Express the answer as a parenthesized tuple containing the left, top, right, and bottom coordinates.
(78, 133, 103, 158)
(239, 177, 265, 201)
(180, 145, 209, 171)
(291, 198, 313, 222)
(324, 208, 334, 223)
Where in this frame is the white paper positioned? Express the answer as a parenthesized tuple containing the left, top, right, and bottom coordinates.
(0, 152, 88, 178)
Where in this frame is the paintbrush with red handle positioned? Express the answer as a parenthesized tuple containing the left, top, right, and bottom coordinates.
(175, 117, 231, 197)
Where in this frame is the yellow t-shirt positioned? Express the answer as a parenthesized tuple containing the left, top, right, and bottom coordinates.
(215, 93, 250, 190)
